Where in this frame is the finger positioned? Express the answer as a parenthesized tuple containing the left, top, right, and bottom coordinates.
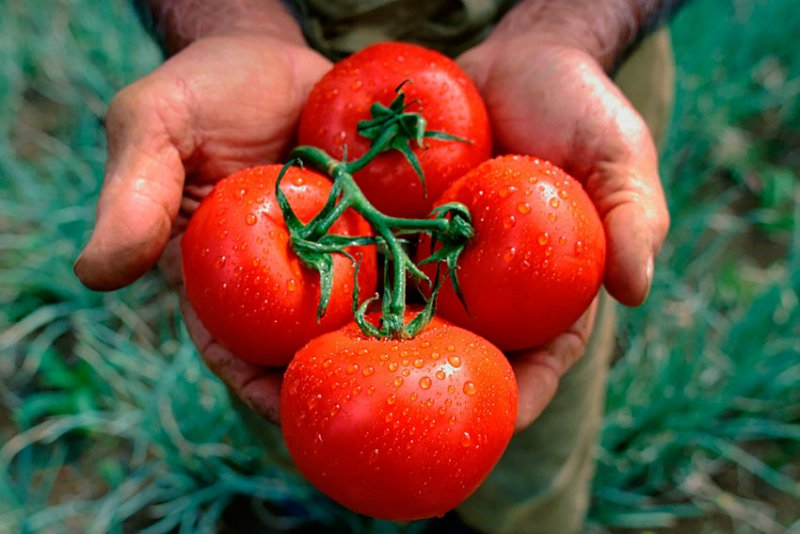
(74, 77, 191, 291)
(509, 299, 598, 431)
(586, 131, 670, 306)
(155, 184, 214, 289)
(177, 287, 283, 424)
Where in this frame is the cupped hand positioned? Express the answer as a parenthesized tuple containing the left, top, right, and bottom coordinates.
(458, 35, 670, 430)
(75, 34, 332, 423)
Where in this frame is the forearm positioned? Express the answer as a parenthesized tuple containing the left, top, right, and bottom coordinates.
(133, 0, 305, 55)
(490, 0, 688, 70)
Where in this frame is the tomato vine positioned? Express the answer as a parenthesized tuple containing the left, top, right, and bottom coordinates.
(276, 87, 473, 339)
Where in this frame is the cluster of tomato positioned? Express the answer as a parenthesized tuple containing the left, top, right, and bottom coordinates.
(181, 43, 606, 521)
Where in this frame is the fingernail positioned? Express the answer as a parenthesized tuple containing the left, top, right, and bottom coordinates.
(73, 251, 85, 278)
(644, 256, 655, 298)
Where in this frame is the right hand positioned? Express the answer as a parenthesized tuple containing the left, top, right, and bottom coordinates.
(74, 33, 332, 423)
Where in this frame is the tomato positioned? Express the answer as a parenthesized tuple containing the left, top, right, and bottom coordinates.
(181, 165, 377, 367)
(280, 314, 517, 521)
(420, 155, 606, 351)
(297, 42, 492, 219)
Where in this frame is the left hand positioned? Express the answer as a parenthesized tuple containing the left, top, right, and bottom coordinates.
(458, 34, 670, 430)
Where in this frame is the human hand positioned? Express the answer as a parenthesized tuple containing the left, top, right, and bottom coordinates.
(75, 32, 332, 423)
(458, 33, 670, 430)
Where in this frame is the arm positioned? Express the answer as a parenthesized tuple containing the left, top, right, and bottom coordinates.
(490, 0, 688, 71)
(133, 0, 305, 54)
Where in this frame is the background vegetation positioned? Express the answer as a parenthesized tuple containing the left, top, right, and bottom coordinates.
(1, 0, 798, 531)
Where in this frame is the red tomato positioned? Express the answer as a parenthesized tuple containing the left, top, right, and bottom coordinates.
(280, 314, 518, 521)
(297, 42, 492, 219)
(181, 165, 377, 367)
(421, 155, 606, 351)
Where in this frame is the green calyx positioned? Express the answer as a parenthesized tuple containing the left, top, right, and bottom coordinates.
(348, 82, 470, 196)
(275, 84, 474, 339)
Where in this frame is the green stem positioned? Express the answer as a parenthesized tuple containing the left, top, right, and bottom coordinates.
(279, 85, 474, 338)
(344, 125, 398, 174)
(286, 145, 472, 338)
(305, 196, 352, 240)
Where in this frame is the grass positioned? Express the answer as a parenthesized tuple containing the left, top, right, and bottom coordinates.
(1, 0, 798, 532)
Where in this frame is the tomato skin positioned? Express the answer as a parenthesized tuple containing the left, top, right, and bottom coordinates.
(280, 315, 518, 521)
(297, 42, 492, 219)
(181, 165, 377, 367)
(422, 155, 606, 351)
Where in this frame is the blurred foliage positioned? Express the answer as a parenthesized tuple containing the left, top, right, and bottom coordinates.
(0, 0, 798, 532)
(591, 0, 800, 530)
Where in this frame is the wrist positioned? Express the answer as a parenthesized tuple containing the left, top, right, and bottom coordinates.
(136, 0, 306, 55)
(484, 0, 685, 71)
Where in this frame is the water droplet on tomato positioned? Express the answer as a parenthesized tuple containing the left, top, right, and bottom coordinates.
(559, 189, 569, 199)
(462, 432, 472, 447)
(388, 361, 399, 372)
(346, 363, 359, 374)
(463, 381, 477, 396)
(322, 359, 332, 368)
(352, 79, 363, 90)
(503, 247, 516, 263)
(308, 393, 322, 409)
(413, 358, 424, 368)
(411, 392, 419, 401)
(503, 215, 516, 229)
(559, 235, 568, 245)
(387, 394, 396, 405)
(575, 241, 584, 255)
(447, 355, 461, 368)
(246, 213, 257, 226)
(287, 279, 297, 292)
(550, 197, 561, 209)
(545, 246, 553, 257)
(394, 377, 404, 387)
(419, 376, 432, 390)
(237, 188, 247, 199)
(369, 448, 380, 465)
(448, 385, 456, 394)
(214, 256, 226, 269)
(435, 370, 446, 380)
(518, 202, 531, 214)
(538, 233, 549, 246)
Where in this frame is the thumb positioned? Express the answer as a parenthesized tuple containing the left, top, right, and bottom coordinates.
(74, 78, 189, 291)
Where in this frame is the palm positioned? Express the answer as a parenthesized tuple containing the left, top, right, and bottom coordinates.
(155, 37, 330, 181)
(458, 38, 669, 428)
(76, 35, 331, 422)
(151, 37, 331, 423)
